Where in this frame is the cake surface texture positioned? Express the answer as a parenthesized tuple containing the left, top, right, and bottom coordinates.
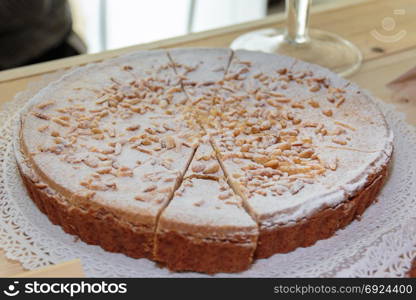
(16, 48, 393, 273)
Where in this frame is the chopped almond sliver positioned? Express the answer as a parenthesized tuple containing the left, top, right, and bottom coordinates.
(308, 100, 320, 108)
(336, 97, 346, 107)
(203, 162, 220, 174)
(264, 160, 279, 169)
(37, 125, 49, 132)
(322, 109, 333, 117)
(52, 118, 70, 127)
(332, 138, 347, 145)
(275, 98, 291, 103)
(334, 121, 356, 131)
(291, 103, 305, 109)
(36, 101, 55, 110)
(33, 112, 50, 120)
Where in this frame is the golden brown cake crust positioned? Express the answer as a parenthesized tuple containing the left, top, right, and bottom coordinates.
(409, 259, 416, 278)
(255, 163, 388, 258)
(154, 230, 255, 274)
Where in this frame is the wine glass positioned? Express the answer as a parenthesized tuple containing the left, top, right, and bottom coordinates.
(230, 0, 362, 77)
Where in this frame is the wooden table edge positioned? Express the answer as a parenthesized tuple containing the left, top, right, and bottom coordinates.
(2, 0, 415, 278)
(11, 259, 85, 278)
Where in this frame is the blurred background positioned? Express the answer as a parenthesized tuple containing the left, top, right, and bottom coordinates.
(0, 0, 345, 71)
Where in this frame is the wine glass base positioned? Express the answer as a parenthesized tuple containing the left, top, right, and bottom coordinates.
(230, 28, 362, 77)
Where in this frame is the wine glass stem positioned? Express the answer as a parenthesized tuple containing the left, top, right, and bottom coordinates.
(285, 0, 311, 44)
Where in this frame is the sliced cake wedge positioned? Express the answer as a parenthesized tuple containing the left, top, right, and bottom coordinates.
(154, 141, 258, 273)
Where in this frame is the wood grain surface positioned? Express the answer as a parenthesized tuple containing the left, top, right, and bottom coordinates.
(0, 0, 415, 276)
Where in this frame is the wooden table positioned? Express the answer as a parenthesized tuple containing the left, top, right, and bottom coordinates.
(1, 0, 415, 277)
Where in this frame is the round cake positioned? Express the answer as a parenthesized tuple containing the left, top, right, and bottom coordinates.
(15, 48, 393, 274)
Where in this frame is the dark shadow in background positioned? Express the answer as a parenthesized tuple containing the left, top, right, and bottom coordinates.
(0, 0, 86, 71)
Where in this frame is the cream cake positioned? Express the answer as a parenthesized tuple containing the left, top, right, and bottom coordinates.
(15, 48, 393, 273)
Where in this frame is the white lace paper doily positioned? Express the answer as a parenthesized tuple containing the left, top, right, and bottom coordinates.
(1, 72, 416, 278)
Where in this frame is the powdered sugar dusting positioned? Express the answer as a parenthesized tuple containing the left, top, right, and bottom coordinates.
(19, 49, 393, 232)
(168, 49, 393, 228)
(160, 142, 257, 235)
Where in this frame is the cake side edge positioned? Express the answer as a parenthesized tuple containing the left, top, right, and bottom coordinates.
(254, 160, 390, 258)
